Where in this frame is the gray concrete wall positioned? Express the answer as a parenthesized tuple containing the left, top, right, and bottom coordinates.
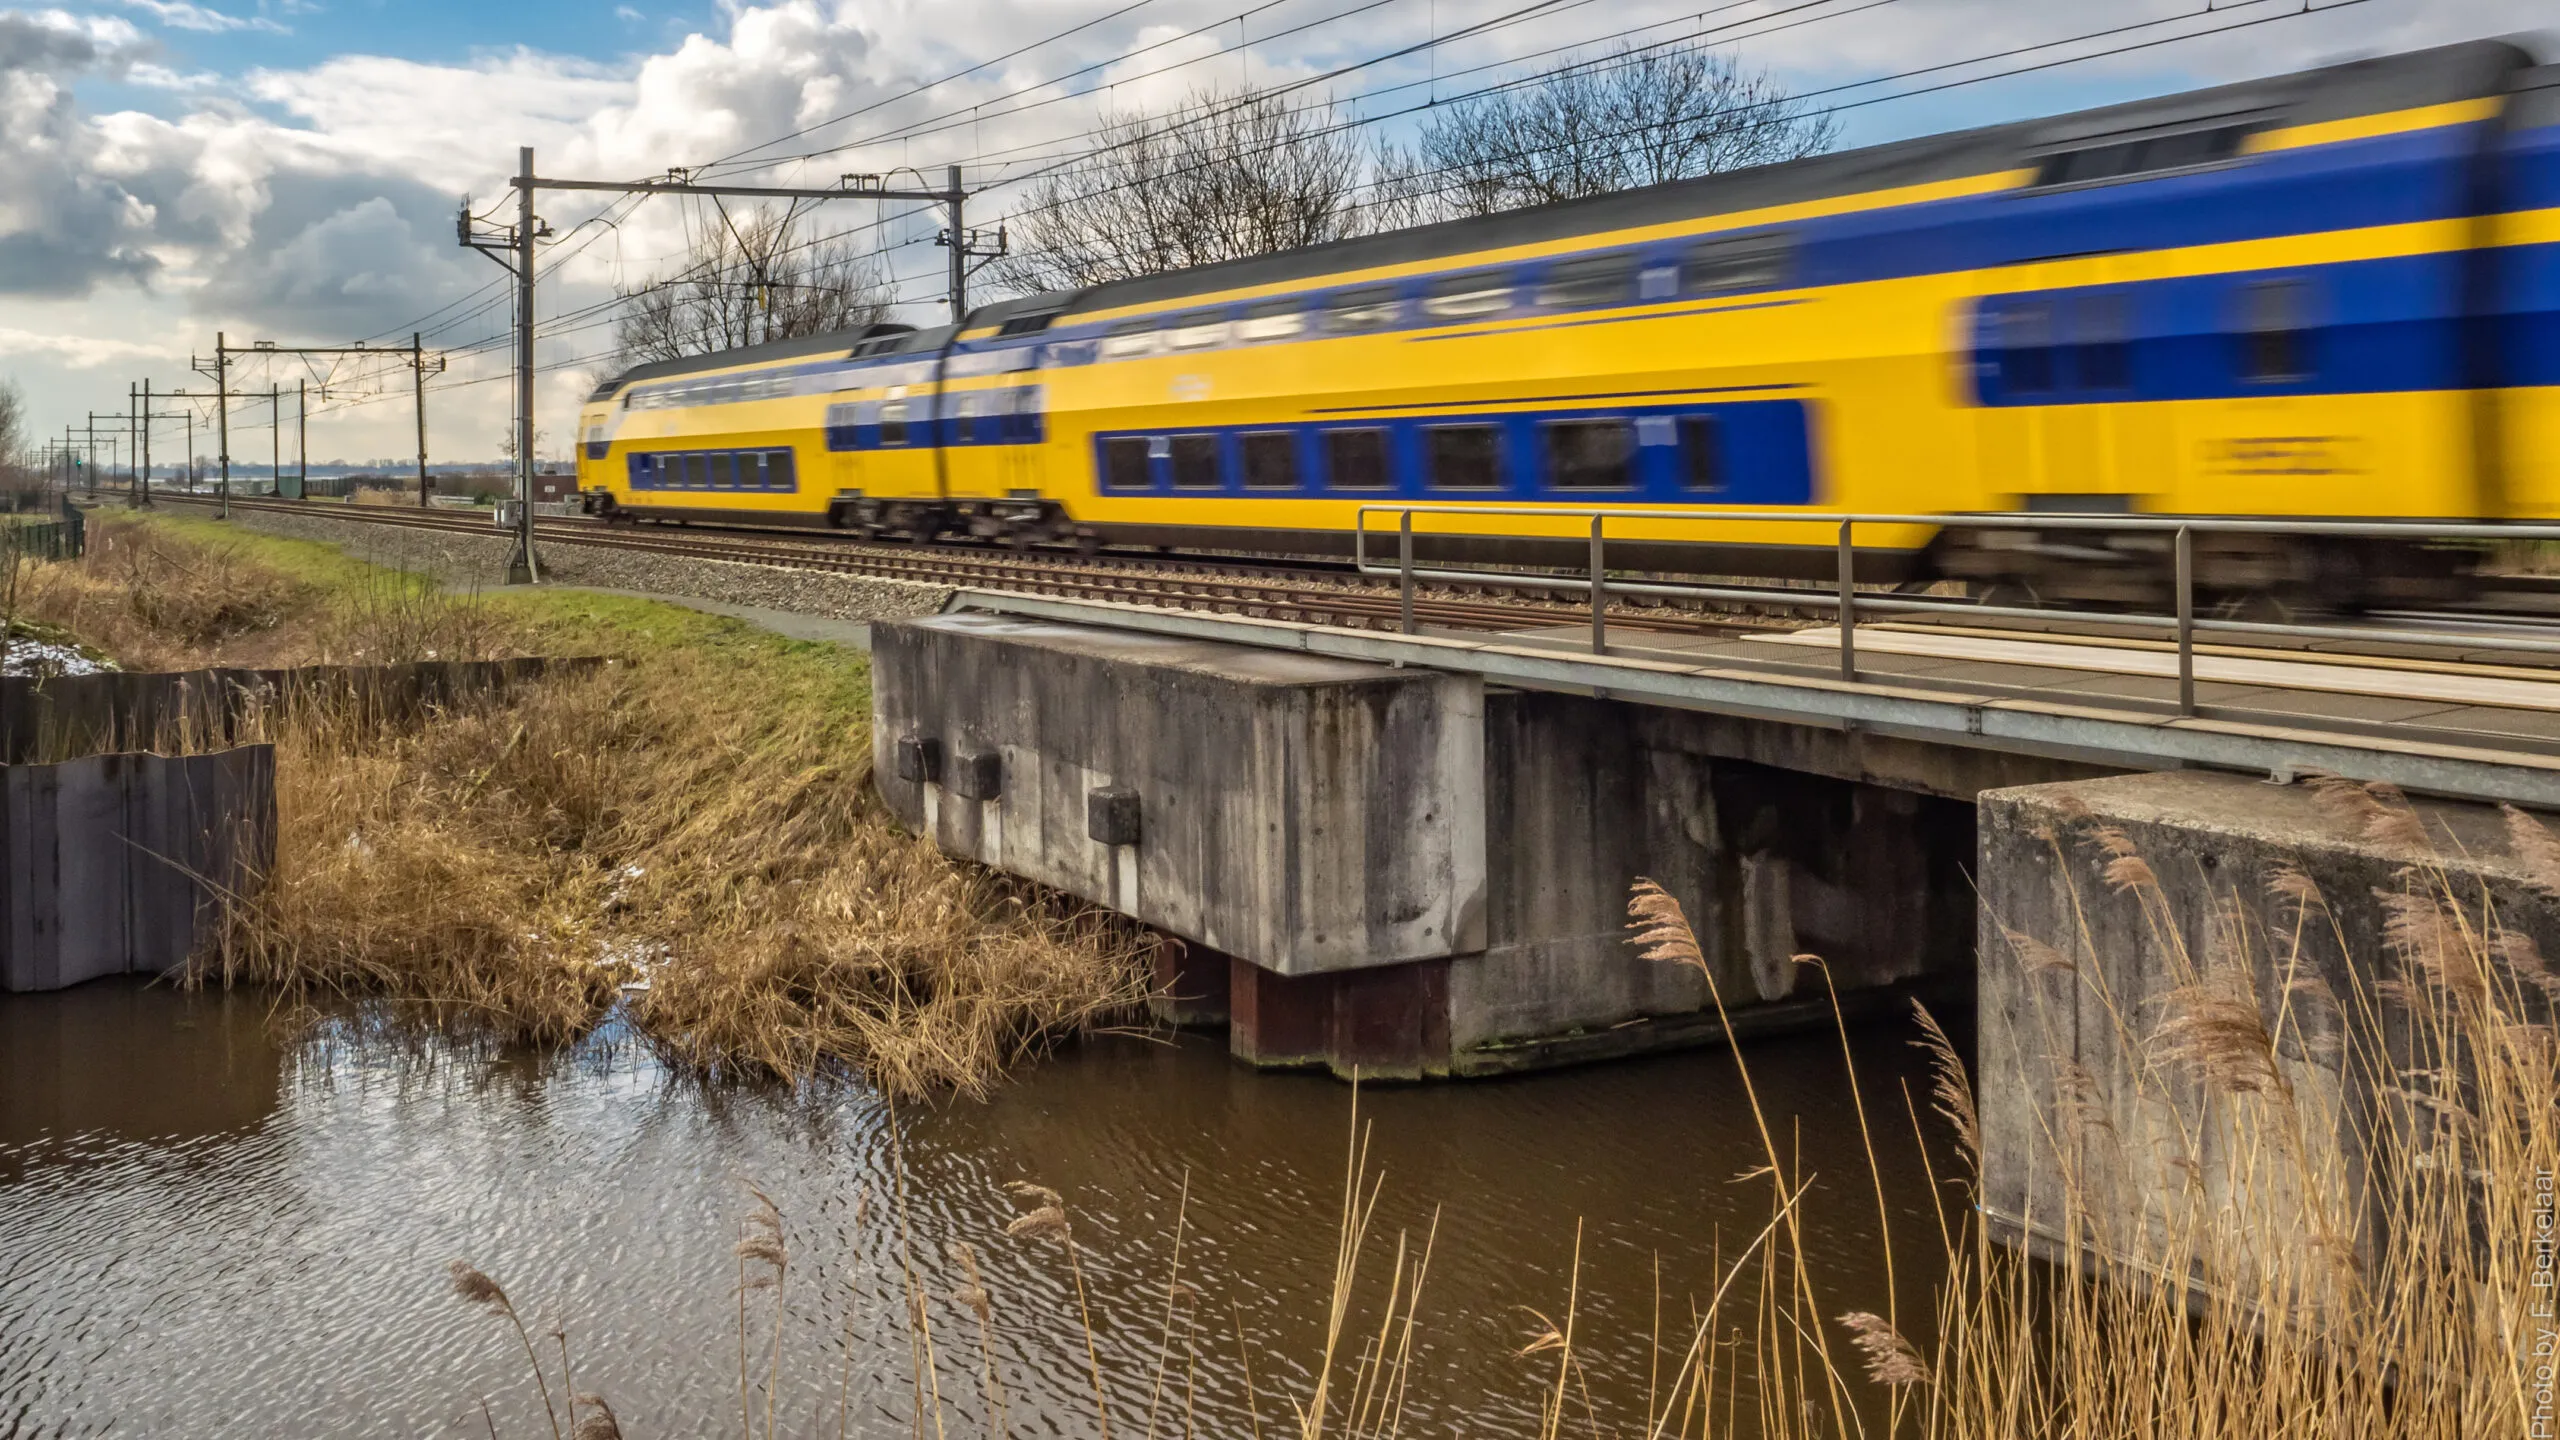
(872, 613, 1485, 975)
(1, 745, 276, 992)
(1977, 770, 2560, 1281)
(1456, 689, 1977, 1057)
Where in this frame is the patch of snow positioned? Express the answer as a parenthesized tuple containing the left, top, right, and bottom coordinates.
(2, 639, 114, 678)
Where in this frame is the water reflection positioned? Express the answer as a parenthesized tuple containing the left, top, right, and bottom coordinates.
(0, 983, 1950, 1438)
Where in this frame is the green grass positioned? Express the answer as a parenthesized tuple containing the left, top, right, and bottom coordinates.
(135, 510, 874, 724)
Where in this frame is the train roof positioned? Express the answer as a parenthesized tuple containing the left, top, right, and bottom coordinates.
(593, 319, 946, 393)
(1044, 38, 2535, 320)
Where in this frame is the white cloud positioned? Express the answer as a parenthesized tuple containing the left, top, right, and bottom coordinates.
(115, 0, 286, 35)
(0, 322, 178, 368)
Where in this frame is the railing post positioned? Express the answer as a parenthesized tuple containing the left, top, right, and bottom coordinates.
(1398, 510, 1415, 636)
(1837, 518, 1856, 683)
(2175, 524, 2195, 716)
(1589, 514, 1606, 655)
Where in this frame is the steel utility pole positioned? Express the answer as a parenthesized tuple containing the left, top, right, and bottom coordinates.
(412, 333, 441, 507)
(211, 340, 442, 505)
(298, 379, 308, 496)
(124, 392, 187, 506)
(459, 153, 1004, 581)
(191, 334, 232, 519)
(513, 147, 534, 581)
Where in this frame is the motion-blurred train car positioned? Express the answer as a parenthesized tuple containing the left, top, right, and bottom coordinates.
(574, 38, 2560, 606)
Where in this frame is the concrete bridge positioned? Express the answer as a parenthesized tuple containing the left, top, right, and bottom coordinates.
(870, 552, 2560, 1266)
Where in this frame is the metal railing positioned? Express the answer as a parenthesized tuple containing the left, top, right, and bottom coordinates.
(1354, 505, 2560, 720)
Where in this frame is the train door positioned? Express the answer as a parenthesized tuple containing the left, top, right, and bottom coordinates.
(1971, 262, 2168, 512)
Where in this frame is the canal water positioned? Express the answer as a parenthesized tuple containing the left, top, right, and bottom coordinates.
(1, 983, 1954, 1438)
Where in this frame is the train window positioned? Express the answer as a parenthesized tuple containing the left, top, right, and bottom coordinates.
(767, 450, 796, 490)
(1008, 386, 1046, 443)
(1423, 272, 1512, 320)
(2034, 123, 2251, 188)
(1544, 419, 1636, 490)
(998, 310, 1059, 337)
(1242, 432, 1298, 490)
(880, 400, 909, 446)
(1426, 424, 1503, 490)
(1101, 437, 1154, 490)
(1998, 303, 2057, 395)
(1238, 297, 1307, 341)
(1101, 319, 1161, 359)
(1170, 310, 1228, 349)
(1324, 428, 1391, 489)
(1681, 233, 1793, 295)
(1171, 434, 1222, 490)
(2237, 279, 2310, 382)
(2073, 292, 2132, 391)
(1679, 416, 1724, 492)
(1321, 287, 1401, 332)
(1538, 255, 1639, 309)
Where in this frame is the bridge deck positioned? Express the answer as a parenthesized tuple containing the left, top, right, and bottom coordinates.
(945, 590, 2560, 808)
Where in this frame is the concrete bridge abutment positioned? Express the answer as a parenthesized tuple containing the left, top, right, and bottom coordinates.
(871, 613, 1992, 1078)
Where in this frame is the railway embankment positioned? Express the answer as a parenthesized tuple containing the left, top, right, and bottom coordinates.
(15, 510, 1144, 1092)
(213, 499, 954, 626)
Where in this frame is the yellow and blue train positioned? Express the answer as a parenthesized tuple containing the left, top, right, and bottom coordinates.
(576, 40, 2560, 602)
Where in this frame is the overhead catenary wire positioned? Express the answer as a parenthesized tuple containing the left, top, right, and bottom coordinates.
(520, 0, 2356, 336)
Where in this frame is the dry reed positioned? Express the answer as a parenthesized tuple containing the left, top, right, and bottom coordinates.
(29, 511, 1148, 1094)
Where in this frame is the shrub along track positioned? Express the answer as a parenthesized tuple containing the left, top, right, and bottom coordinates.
(149, 495, 1805, 640)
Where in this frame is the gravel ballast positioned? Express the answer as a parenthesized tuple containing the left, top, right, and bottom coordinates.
(206, 506, 954, 625)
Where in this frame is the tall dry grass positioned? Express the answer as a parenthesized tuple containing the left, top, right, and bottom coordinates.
(22, 511, 1146, 1094)
(206, 650, 1147, 1091)
(1922, 781, 2560, 1439)
(15, 509, 518, 669)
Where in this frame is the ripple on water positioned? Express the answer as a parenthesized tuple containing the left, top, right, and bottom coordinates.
(0, 981, 1951, 1439)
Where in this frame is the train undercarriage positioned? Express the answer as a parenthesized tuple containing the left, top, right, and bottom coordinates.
(587, 487, 2484, 615)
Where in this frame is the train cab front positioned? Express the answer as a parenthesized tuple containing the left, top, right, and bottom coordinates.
(576, 379, 625, 517)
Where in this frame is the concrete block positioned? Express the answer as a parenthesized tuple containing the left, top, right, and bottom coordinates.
(1977, 769, 2560, 1279)
(874, 613, 1486, 976)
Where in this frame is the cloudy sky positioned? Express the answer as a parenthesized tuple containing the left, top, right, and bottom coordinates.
(0, 0, 2545, 467)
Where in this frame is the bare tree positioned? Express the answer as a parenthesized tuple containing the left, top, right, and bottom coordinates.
(0, 378, 26, 485)
(992, 47, 1835, 291)
(995, 86, 1377, 293)
(613, 206, 892, 369)
(1395, 43, 1838, 219)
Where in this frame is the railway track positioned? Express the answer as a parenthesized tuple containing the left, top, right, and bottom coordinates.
(137, 495, 2560, 671)
(146, 495, 1798, 641)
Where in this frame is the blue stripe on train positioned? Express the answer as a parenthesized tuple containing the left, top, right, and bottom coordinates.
(1090, 399, 1815, 505)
